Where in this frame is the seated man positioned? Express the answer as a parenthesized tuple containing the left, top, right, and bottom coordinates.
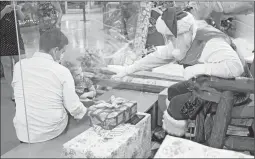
(12, 28, 88, 143)
(114, 19, 245, 136)
(164, 20, 246, 136)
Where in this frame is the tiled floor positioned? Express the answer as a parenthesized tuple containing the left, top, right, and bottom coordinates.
(0, 78, 19, 155)
(20, 8, 128, 65)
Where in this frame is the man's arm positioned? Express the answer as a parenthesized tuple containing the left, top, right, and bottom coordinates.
(62, 70, 87, 120)
(0, 5, 9, 19)
(52, 1, 63, 28)
(183, 59, 244, 80)
(113, 44, 175, 78)
(15, 5, 25, 21)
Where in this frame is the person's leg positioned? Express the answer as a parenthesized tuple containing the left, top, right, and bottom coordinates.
(1, 56, 14, 100)
(167, 80, 191, 101)
(167, 92, 192, 120)
(162, 93, 192, 137)
(12, 50, 26, 64)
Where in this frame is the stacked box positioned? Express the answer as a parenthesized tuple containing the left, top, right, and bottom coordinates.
(154, 135, 253, 158)
(63, 112, 151, 158)
(88, 100, 137, 130)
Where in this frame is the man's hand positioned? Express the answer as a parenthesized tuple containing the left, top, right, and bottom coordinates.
(2, 5, 14, 14)
(83, 71, 95, 78)
(111, 71, 128, 80)
(56, 22, 61, 28)
(151, 7, 163, 15)
(80, 93, 90, 100)
(14, 5, 22, 11)
(183, 65, 206, 80)
(183, 66, 197, 80)
(80, 91, 95, 99)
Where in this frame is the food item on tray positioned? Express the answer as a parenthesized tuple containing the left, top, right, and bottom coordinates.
(88, 96, 137, 130)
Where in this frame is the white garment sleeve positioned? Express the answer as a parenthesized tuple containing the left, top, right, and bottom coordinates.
(125, 44, 175, 74)
(183, 60, 244, 80)
(183, 38, 244, 80)
(62, 70, 87, 120)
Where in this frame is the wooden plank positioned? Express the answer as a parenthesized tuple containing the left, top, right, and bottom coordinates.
(129, 71, 185, 82)
(205, 78, 254, 93)
(252, 120, 255, 137)
(92, 78, 166, 93)
(230, 119, 253, 127)
(208, 91, 234, 148)
(227, 125, 250, 137)
(224, 136, 254, 152)
(99, 69, 185, 82)
(231, 106, 254, 119)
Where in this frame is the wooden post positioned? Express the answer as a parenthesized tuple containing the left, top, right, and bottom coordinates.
(207, 91, 234, 148)
(250, 57, 254, 78)
(252, 119, 255, 137)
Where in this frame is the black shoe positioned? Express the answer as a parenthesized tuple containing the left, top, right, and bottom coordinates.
(152, 128, 166, 144)
(181, 97, 204, 120)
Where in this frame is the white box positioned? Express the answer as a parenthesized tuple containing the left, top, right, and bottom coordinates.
(63, 112, 151, 158)
(154, 135, 253, 158)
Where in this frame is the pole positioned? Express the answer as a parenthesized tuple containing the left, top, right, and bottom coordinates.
(82, 2, 86, 22)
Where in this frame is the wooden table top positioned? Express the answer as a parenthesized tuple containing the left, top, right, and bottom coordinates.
(2, 89, 158, 158)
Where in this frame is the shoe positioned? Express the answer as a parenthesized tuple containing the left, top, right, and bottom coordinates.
(152, 127, 166, 143)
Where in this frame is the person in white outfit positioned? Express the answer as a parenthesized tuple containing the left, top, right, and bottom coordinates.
(113, 17, 244, 136)
(112, 6, 197, 79)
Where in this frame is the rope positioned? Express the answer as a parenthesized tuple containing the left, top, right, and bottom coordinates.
(13, 2, 31, 156)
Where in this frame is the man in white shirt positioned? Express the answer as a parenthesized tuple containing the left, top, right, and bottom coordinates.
(12, 28, 88, 143)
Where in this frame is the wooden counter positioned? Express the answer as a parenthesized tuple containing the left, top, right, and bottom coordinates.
(2, 89, 158, 158)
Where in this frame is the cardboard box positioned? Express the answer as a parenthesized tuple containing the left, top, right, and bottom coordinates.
(154, 135, 253, 158)
(63, 112, 151, 158)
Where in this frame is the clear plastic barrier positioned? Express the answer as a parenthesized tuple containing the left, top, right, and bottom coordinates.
(0, 1, 253, 158)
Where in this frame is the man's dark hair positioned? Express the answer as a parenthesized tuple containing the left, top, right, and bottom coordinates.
(39, 28, 69, 53)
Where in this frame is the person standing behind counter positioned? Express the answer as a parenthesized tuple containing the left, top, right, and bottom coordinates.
(0, 1, 26, 101)
(25, 1, 62, 35)
(12, 28, 88, 143)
